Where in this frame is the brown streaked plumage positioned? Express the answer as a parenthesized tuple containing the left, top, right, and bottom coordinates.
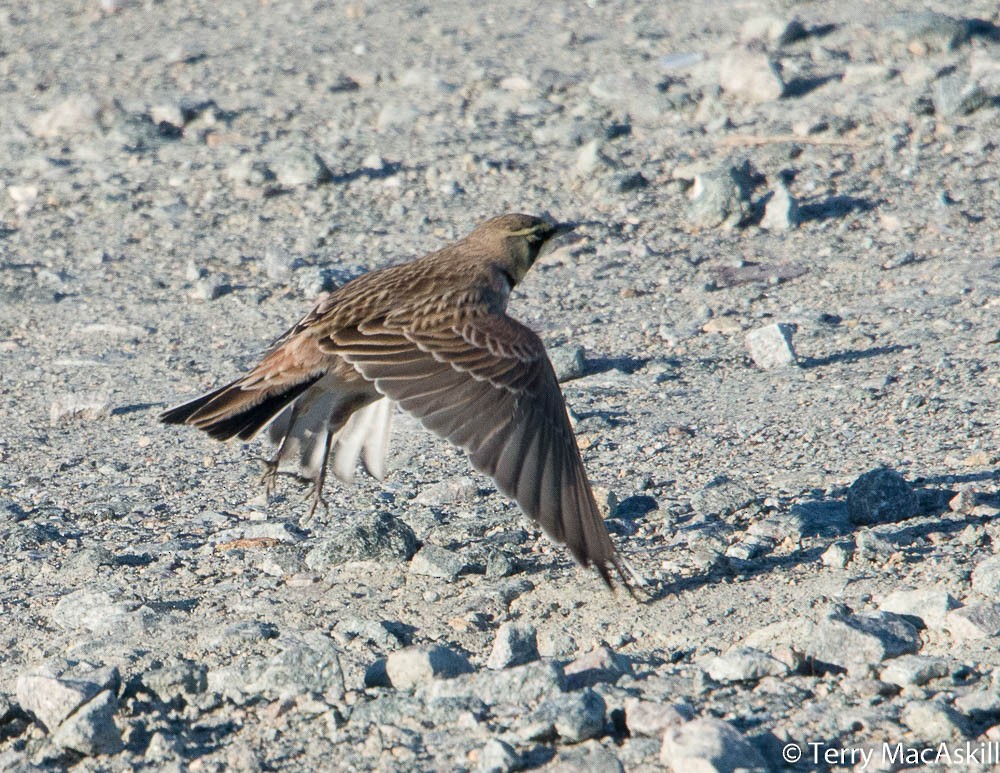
(161, 213, 638, 590)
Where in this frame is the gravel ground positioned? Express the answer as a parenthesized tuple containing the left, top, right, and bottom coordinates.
(2, 1, 1000, 771)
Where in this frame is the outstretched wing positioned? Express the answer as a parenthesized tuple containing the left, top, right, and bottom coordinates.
(320, 313, 625, 586)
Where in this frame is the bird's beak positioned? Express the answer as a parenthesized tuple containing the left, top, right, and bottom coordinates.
(551, 221, 577, 238)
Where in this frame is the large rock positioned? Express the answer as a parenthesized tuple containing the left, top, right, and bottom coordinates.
(305, 512, 418, 569)
(385, 644, 474, 689)
(846, 468, 918, 525)
(660, 718, 768, 772)
(809, 611, 920, 670)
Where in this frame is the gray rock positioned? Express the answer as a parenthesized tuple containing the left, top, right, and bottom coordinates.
(884, 12, 970, 53)
(548, 746, 623, 773)
(690, 476, 756, 517)
(50, 589, 157, 636)
(821, 540, 854, 568)
(385, 644, 474, 689)
(719, 50, 784, 102)
(901, 700, 968, 742)
(16, 665, 117, 731)
(485, 548, 515, 579)
(847, 468, 918, 525)
(377, 102, 420, 131)
(971, 555, 1000, 597)
(142, 660, 208, 703)
(933, 74, 989, 117)
(520, 688, 606, 743)
(706, 646, 789, 683)
(660, 717, 768, 771)
(191, 275, 231, 301)
(409, 544, 468, 581)
(273, 147, 331, 187)
(413, 476, 479, 505)
(945, 603, 1000, 640)
(746, 323, 797, 369)
(549, 344, 586, 382)
(487, 622, 539, 670)
(880, 655, 949, 687)
(739, 16, 807, 46)
(564, 646, 629, 690)
(809, 611, 920, 669)
(879, 589, 958, 629)
(419, 659, 564, 706)
(685, 165, 757, 230)
(50, 689, 124, 756)
(0, 499, 27, 523)
(31, 95, 104, 137)
(477, 738, 520, 773)
(624, 698, 694, 738)
(304, 512, 418, 569)
(49, 392, 111, 424)
(760, 181, 799, 231)
(224, 156, 275, 185)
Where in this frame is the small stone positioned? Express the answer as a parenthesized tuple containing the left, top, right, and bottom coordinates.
(385, 644, 474, 689)
(879, 589, 958, 630)
(702, 317, 742, 335)
(377, 102, 419, 131)
(273, 147, 331, 187)
(847, 468, 918, 525)
(413, 476, 479, 505)
(50, 689, 124, 756)
(719, 50, 785, 102)
(880, 655, 949, 687)
(150, 103, 185, 129)
(521, 689, 606, 743)
(690, 476, 756, 517)
(485, 549, 515, 579)
(821, 540, 853, 568)
(564, 646, 628, 690)
(945, 603, 1000, 640)
(191, 275, 231, 301)
(971, 555, 1000, 598)
(31, 95, 104, 137)
(574, 139, 610, 178)
(477, 738, 520, 773)
(49, 392, 111, 425)
(949, 486, 979, 514)
(418, 660, 563, 706)
(902, 700, 968, 742)
(933, 74, 989, 117)
(142, 661, 208, 703)
(487, 622, 539, 670)
(760, 181, 799, 231)
(623, 699, 693, 738)
(304, 513, 418, 569)
(549, 345, 586, 382)
(706, 646, 789, 683)
(660, 717, 768, 771)
(745, 323, 797, 369)
(685, 164, 758, 229)
(884, 12, 970, 54)
(50, 589, 157, 635)
(409, 544, 468, 581)
(809, 611, 920, 670)
(739, 16, 807, 46)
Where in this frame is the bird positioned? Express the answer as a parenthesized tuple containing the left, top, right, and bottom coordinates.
(161, 213, 638, 590)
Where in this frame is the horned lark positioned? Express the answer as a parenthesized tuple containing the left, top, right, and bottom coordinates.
(162, 214, 636, 589)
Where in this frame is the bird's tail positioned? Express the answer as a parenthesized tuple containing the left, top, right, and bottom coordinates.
(160, 374, 321, 441)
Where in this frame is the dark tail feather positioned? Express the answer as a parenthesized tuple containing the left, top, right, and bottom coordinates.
(160, 375, 321, 442)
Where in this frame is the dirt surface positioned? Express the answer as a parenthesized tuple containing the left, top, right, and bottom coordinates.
(1, 0, 1000, 770)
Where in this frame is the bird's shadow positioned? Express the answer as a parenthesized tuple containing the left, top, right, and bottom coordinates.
(799, 344, 911, 368)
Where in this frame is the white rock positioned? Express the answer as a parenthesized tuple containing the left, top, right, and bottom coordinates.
(660, 717, 768, 771)
(719, 50, 784, 102)
(745, 323, 797, 369)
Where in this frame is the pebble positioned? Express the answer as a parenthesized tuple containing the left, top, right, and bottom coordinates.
(760, 180, 799, 231)
(418, 660, 564, 706)
(945, 603, 1000, 640)
(719, 50, 785, 102)
(413, 476, 479, 505)
(377, 102, 420, 131)
(623, 698, 693, 738)
(520, 688, 606, 743)
(883, 11, 970, 54)
(191, 275, 231, 301)
(660, 717, 768, 771)
(880, 655, 949, 687)
(564, 646, 629, 690)
(31, 95, 104, 137)
(821, 540, 854, 568)
(933, 74, 989, 117)
(739, 16, 807, 46)
(385, 644, 474, 689)
(745, 323, 798, 369)
(901, 700, 968, 741)
(476, 738, 520, 773)
(809, 611, 920, 670)
(50, 589, 157, 635)
(273, 146, 331, 187)
(706, 646, 790, 683)
(486, 622, 539, 670)
(409, 544, 468, 581)
(304, 512, 418, 569)
(879, 589, 958, 629)
(846, 468, 918, 525)
(684, 165, 756, 229)
(549, 344, 587, 382)
(49, 392, 111, 425)
(971, 555, 1000, 598)
(142, 660, 208, 703)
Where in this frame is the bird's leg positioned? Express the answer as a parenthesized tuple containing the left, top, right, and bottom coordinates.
(257, 403, 302, 500)
(301, 425, 336, 525)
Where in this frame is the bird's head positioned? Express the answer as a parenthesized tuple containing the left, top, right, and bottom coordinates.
(472, 213, 576, 285)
